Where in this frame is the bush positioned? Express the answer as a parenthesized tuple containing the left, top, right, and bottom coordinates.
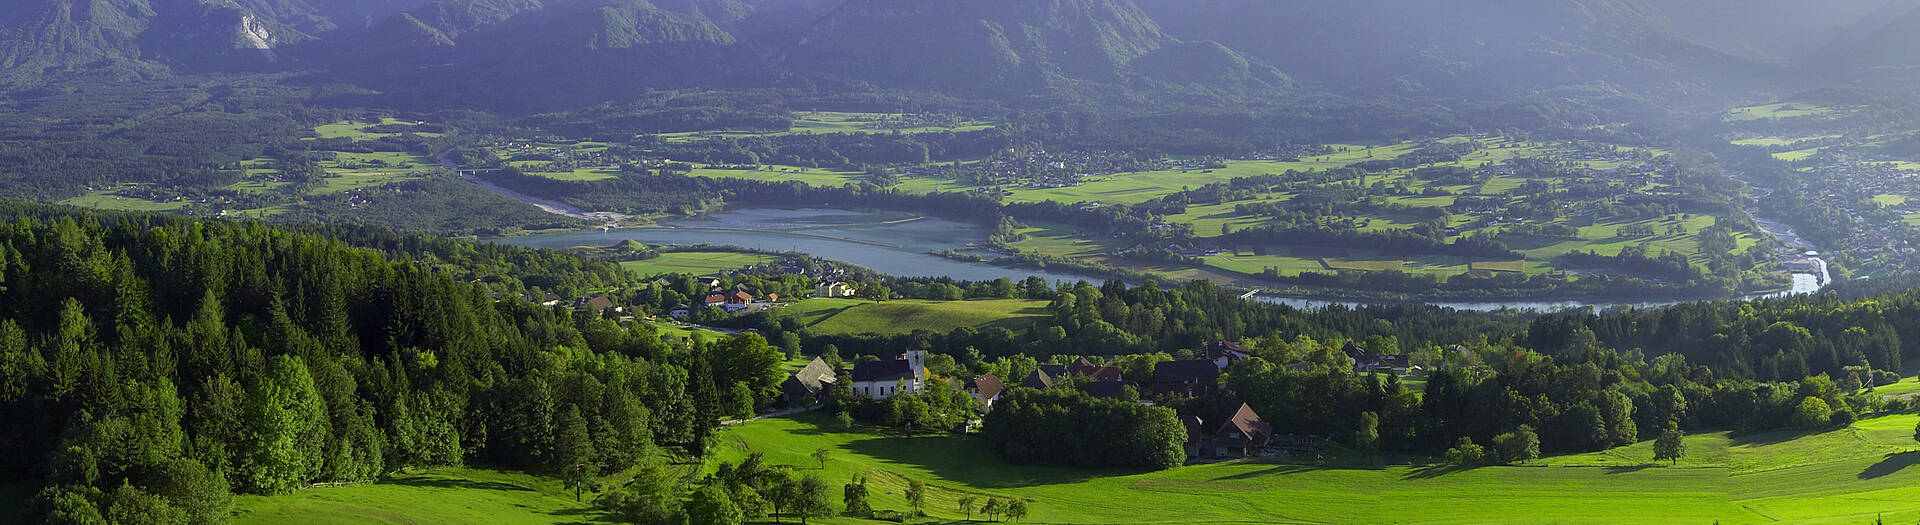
(1829, 407, 1856, 427)
(1792, 397, 1833, 430)
(1444, 437, 1486, 466)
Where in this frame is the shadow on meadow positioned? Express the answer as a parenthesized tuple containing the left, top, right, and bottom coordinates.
(388, 475, 536, 492)
(838, 433, 1120, 489)
(1858, 451, 1920, 480)
(1400, 465, 1477, 479)
(1208, 463, 1321, 481)
(1726, 426, 1824, 448)
(547, 505, 628, 525)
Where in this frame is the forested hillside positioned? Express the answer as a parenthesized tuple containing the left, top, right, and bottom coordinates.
(0, 205, 788, 522)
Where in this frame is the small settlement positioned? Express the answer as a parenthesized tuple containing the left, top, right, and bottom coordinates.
(770, 339, 1447, 462)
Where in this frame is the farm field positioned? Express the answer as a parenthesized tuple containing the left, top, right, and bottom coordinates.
(620, 251, 781, 277)
(59, 190, 189, 212)
(784, 298, 1050, 336)
(310, 118, 445, 140)
(658, 111, 993, 143)
(1724, 103, 1843, 122)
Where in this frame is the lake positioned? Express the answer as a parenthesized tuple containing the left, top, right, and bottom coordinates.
(498, 207, 1826, 312)
(497, 208, 1108, 283)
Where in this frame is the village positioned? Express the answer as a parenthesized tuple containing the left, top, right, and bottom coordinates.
(777, 339, 1462, 463)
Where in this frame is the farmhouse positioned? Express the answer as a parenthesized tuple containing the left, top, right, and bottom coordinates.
(574, 295, 615, 315)
(1343, 342, 1411, 374)
(1151, 359, 1220, 397)
(727, 291, 754, 305)
(964, 374, 1006, 407)
(815, 282, 855, 298)
(781, 357, 838, 406)
(849, 350, 927, 399)
(1068, 358, 1125, 382)
(704, 293, 727, 307)
(1203, 341, 1251, 369)
(1038, 363, 1069, 378)
(1082, 381, 1130, 400)
(1180, 415, 1207, 458)
(668, 304, 691, 319)
(1211, 403, 1273, 458)
(1020, 369, 1056, 389)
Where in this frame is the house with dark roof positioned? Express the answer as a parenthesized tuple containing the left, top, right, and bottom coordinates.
(1204, 341, 1251, 370)
(1038, 363, 1069, 378)
(1342, 341, 1411, 374)
(1068, 357, 1125, 382)
(1020, 369, 1056, 389)
(1150, 360, 1220, 397)
(1212, 403, 1273, 458)
(964, 374, 1006, 407)
(1180, 415, 1207, 458)
(1082, 381, 1130, 400)
(781, 357, 838, 406)
(849, 350, 926, 399)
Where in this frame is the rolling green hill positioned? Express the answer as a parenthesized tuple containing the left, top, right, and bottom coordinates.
(704, 411, 1920, 524)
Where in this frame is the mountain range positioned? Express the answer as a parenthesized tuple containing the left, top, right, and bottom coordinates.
(4, 0, 1920, 112)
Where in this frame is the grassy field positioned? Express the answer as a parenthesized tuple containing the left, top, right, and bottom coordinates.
(59, 190, 187, 212)
(659, 112, 993, 143)
(1725, 103, 1841, 122)
(310, 118, 444, 141)
(620, 251, 782, 277)
(785, 298, 1049, 336)
(232, 468, 616, 525)
(222, 409, 1920, 524)
(702, 411, 1920, 524)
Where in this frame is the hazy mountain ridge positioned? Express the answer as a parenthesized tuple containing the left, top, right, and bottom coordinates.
(1134, 0, 1777, 102)
(1, 0, 1911, 110)
(1809, 3, 1920, 83)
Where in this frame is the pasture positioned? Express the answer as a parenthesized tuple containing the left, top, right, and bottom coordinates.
(784, 298, 1050, 336)
(1725, 103, 1842, 122)
(704, 411, 1920, 524)
(60, 189, 187, 212)
(231, 467, 616, 525)
(658, 112, 993, 143)
(619, 251, 782, 277)
(221, 409, 1920, 524)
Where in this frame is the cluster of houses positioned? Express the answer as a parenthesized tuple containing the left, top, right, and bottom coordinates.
(777, 340, 1404, 461)
(668, 284, 783, 319)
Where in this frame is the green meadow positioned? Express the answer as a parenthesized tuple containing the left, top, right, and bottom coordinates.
(784, 298, 1050, 336)
(59, 190, 188, 212)
(1725, 103, 1842, 122)
(232, 467, 622, 525)
(309, 118, 445, 141)
(620, 251, 782, 277)
(225, 408, 1920, 524)
(700, 411, 1920, 524)
(658, 112, 993, 143)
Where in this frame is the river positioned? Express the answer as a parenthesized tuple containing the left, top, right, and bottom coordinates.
(495, 207, 1829, 312)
